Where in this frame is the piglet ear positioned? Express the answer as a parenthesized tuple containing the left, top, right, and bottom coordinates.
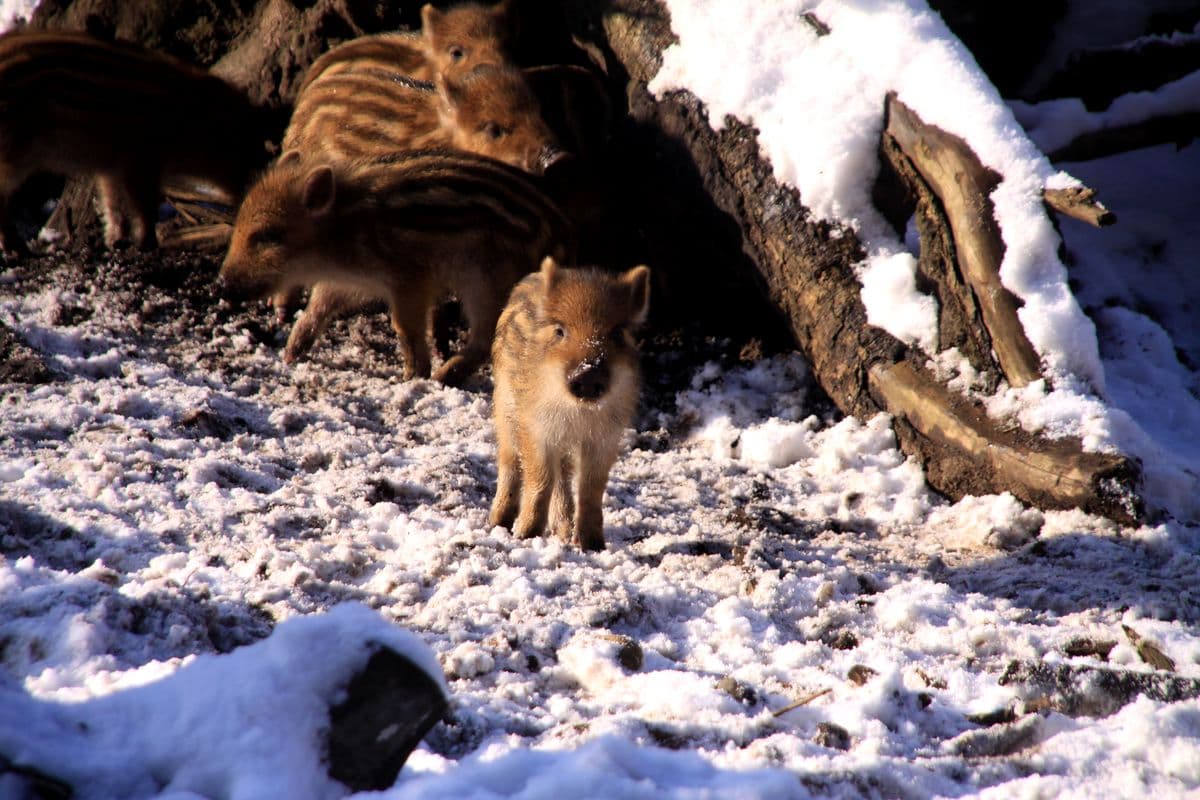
(302, 165, 335, 217)
(621, 265, 651, 327)
(420, 3, 440, 31)
(539, 255, 560, 293)
(276, 149, 302, 169)
(491, 0, 514, 29)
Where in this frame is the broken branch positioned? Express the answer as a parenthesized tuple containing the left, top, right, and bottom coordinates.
(1044, 186, 1116, 227)
(884, 95, 1042, 388)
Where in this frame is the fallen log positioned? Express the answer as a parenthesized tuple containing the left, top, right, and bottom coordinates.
(1050, 110, 1200, 162)
(1000, 659, 1200, 718)
(599, 0, 1142, 522)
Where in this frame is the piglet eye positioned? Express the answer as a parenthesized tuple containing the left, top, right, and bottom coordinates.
(448, 45, 465, 61)
(249, 226, 284, 247)
(553, 325, 566, 341)
(482, 121, 505, 140)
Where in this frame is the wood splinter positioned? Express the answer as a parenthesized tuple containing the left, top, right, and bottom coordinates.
(1044, 186, 1117, 227)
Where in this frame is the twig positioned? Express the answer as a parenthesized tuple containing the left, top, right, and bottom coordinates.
(772, 687, 832, 717)
(1044, 186, 1116, 227)
(801, 13, 831, 37)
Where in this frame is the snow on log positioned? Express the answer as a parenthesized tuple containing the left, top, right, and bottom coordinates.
(0, 605, 447, 799)
(601, 0, 1142, 522)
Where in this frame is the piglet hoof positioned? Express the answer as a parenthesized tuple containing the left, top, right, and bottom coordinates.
(432, 358, 471, 387)
(284, 332, 317, 364)
(577, 528, 606, 552)
(549, 517, 573, 542)
(488, 506, 516, 531)
(512, 519, 544, 541)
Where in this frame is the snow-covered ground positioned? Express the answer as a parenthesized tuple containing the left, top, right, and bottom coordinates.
(3, 1, 1200, 798)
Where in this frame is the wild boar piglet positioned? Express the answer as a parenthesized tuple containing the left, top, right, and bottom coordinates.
(296, 0, 513, 95)
(490, 256, 651, 551)
(285, 63, 566, 176)
(219, 149, 572, 386)
(0, 31, 273, 253)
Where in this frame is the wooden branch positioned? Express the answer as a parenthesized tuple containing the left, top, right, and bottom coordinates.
(801, 13, 830, 37)
(1034, 38, 1200, 111)
(868, 361, 1140, 522)
(1049, 111, 1200, 162)
(1044, 187, 1116, 227)
(878, 132, 996, 385)
(773, 687, 832, 717)
(885, 95, 1043, 388)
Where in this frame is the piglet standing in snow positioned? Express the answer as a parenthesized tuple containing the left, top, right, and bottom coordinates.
(0, 31, 273, 254)
(218, 150, 571, 386)
(489, 257, 650, 551)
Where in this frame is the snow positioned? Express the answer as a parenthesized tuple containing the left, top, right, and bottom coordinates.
(1, 605, 443, 799)
(0, 0, 34, 30)
(650, 0, 1103, 389)
(2, 0, 1200, 799)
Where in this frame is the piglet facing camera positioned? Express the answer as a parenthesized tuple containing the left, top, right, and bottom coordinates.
(490, 257, 651, 551)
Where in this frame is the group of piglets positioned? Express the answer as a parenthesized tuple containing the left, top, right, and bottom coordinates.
(0, 1, 651, 550)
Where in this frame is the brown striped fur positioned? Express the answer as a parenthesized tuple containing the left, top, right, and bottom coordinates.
(489, 257, 650, 551)
(296, 1, 512, 93)
(0, 31, 272, 252)
(284, 63, 564, 175)
(219, 150, 573, 386)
